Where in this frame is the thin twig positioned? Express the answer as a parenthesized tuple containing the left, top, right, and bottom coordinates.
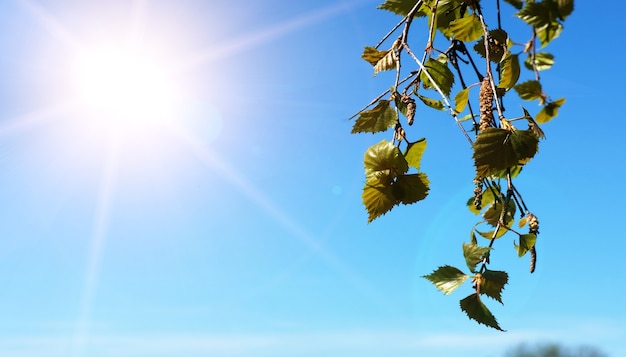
(348, 72, 418, 120)
(403, 44, 473, 145)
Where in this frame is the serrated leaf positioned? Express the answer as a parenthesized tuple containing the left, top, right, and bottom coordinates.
(480, 270, 508, 304)
(423, 265, 469, 295)
(476, 227, 509, 240)
(460, 293, 504, 331)
(462, 243, 491, 273)
(524, 52, 554, 71)
(449, 14, 483, 42)
(536, 98, 565, 124)
(536, 21, 563, 47)
(417, 94, 445, 110)
(473, 29, 509, 63)
(516, 233, 537, 257)
(352, 100, 397, 134)
(516, 2, 552, 27)
(514, 80, 543, 101)
(557, 0, 574, 20)
(498, 54, 520, 90)
(473, 128, 540, 178)
(404, 138, 427, 170)
(378, 0, 429, 17)
(394, 173, 430, 204)
(454, 87, 470, 114)
(522, 107, 546, 139)
(361, 46, 388, 66)
(432, 0, 464, 38)
(374, 48, 398, 75)
(364, 140, 409, 183)
(420, 57, 454, 96)
(502, 0, 523, 9)
(483, 196, 516, 227)
(362, 183, 396, 223)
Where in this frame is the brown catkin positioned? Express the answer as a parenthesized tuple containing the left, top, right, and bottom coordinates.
(478, 77, 494, 131)
(529, 246, 537, 273)
(401, 94, 416, 126)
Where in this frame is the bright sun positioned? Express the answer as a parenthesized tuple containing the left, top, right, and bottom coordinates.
(72, 43, 182, 133)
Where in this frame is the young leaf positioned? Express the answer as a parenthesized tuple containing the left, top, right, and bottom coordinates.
(522, 107, 546, 139)
(423, 265, 469, 295)
(362, 183, 396, 223)
(454, 87, 470, 114)
(404, 138, 427, 170)
(378, 0, 429, 17)
(524, 52, 555, 71)
(536, 98, 565, 123)
(536, 21, 563, 47)
(420, 57, 454, 96)
(557, 0, 574, 20)
(482, 196, 516, 227)
(352, 100, 397, 134)
(374, 47, 398, 75)
(498, 54, 520, 90)
(516, 233, 537, 257)
(473, 128, 540, 178)
(459, 293, 504, 331)
(364, 140, 409, 183)
(476, 227, 509, 240)
(449, 14, 483, 42)
(473, 29, 509, 63)
(393, 173, 430, 204)
(417, 94, 445, 110)
(514, 80, 543, 101)
(361, 46, 388, 66)
(480, 270, 508, 304)
(462, 243, 491, 273)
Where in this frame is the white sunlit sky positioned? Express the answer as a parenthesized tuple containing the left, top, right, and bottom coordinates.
(0, 1, 624, 356)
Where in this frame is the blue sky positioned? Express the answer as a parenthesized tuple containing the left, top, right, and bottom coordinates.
(0, 0, 625, 356)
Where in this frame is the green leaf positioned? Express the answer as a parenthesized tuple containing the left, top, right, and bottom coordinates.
(524, 52, 555, 71)
(362, 183, 396, 223)
(516, 233, 537, 257)
(557, 0, 574, 20)
(514, 80, 543, 101)
(417, 94, 445, 110)
(420, 57, 454, 96)
(459, 293, 504, 331)
(498, 54, 520, 90)
(454, 87, 470, 114)
(462, 243, 491, 273)
(473, 29, 509, 63)
(480, 270, 508, 304)
(467, 184, 499, 215)
(502, 0, 523, 9)
(522, 107, 546, 139)
(536, 98, 565, 124)
(352, 100, 397, 134)
(361, 46, 388, 66)
(432, 0, 464, 37)
(449, 14, 483, 42)
(394, 173, 430, 204)
(482, 195, 516, 227)
(516, 2, 552, 27)
(423, 265, 469, 295)
(404, 138, 427, 170)
(364, 140, 409, 184)
(476, 227, 509, 240)
(378, 0, 429, 17)
(473, 128, 540, 178)
(536, 21, 563, 47)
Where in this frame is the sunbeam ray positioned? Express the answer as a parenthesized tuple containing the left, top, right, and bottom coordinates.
(176, 0, 361, 72)
(71, 138, 120, 357)
(0, 105, 69, 138)
(170, 126, 395, 311)
(16, 0, 81, 50)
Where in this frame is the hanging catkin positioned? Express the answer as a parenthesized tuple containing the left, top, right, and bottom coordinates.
(478, 76, 494, 131)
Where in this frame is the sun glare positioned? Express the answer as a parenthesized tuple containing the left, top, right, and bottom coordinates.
(72, 44, 181, 133)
